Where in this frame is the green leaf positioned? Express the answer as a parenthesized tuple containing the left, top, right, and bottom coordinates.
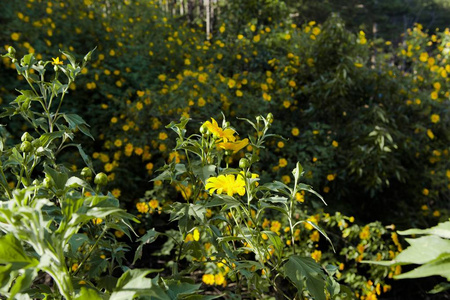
(65, 176, 89, 189)
(283, 255, 327, 300)
(67, 234, 89, 256)
(44, 165, 68, 192)
(263, 231, 283, 259)
(75, 287, 102, 300)
(398, 220, 450, 239)
(39, 131, 64, 147)
(0, 234, 38, 269)
(297, 183, 327, 205)
(260, 196, 288, 204)
(9, 268, 38, 299)
(111, 269, 169, 300)
(365, 235, 450, 267)
(294, 220, 335, 252)
(0, 264, 13, 288)
(60, 50, 77, 67)
(192, 163, 216, 183)
(21, 53, 36, 68)
(395, 254, 450, 280)
(292, 162, 304, 183)
(63, 114, 93, 139)
(165, 279, 202, 299)
(188, 203, 206, 223)
(133, 229, 160, 264)
(429, 282, 450, 294)
(76, 145, 94, 170)
(395, 235, 450, 265)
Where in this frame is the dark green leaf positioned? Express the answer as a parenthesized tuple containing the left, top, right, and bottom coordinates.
(283, 255, 327, 300)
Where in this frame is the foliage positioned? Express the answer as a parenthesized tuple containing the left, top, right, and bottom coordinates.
(0, 49, 176, 299)
(365, 219, 450, 294)
(136, 114, 342, 299)
(0, 0, 449, 298)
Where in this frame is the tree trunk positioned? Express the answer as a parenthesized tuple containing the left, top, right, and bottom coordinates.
(205, 0, 210, 39)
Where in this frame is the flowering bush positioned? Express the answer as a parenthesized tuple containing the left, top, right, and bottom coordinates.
(1, 0, 449, 298)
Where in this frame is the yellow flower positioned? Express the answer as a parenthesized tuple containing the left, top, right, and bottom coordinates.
(311, 250, 321, 262)
(310, 230, 320, 242)
(158, 132, 168, 140)
(227, 79, 236, 89)
(217, 138, 249, 153)
(431, 114, 440, 123)
(193, 228, 200, 241)
(270, 220, 282, 233)
(149, 199, 159, 210)
(291, 127, 300, 136)
(431, 91, 438, 100)
(202, 274, 215, 285)
(295, 191, 305, 202)
(354, 63, 363, 68)
(136, 202, 149, 213)
(332, 140, 339, 147)
(359, 226, 370, 240)
(419, 52, 429, 62)
(327, 174, 335, 181)
(51, 57, 63, 65)
(71, 263, 79, 272)
(11, 32, 20, 41)
(111, 188, 121, 198)
(203, 118, 236, 142)
(279, 158, 288, 167)
(427, 129, 435, 140)
(281, 175, 291, 184)
(214, 273, 226, 286)
(158, 74, 166, 81)
(114, 139, 123, 147)
(92, 218, 103, 225)
(115, 230, 125, 238)
(205, 174, 246, 196)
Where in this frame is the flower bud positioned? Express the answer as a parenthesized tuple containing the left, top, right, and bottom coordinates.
(200, 124, 208, 135)
(8, 46, 16, 55)
(20, 141, 33, 153)
(239, 158, 250, 169)
(94, 172, 108, 186)
(43, 177, 53, 189)
(81, 167, 93, 179)
(21, 132, 33, 142)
